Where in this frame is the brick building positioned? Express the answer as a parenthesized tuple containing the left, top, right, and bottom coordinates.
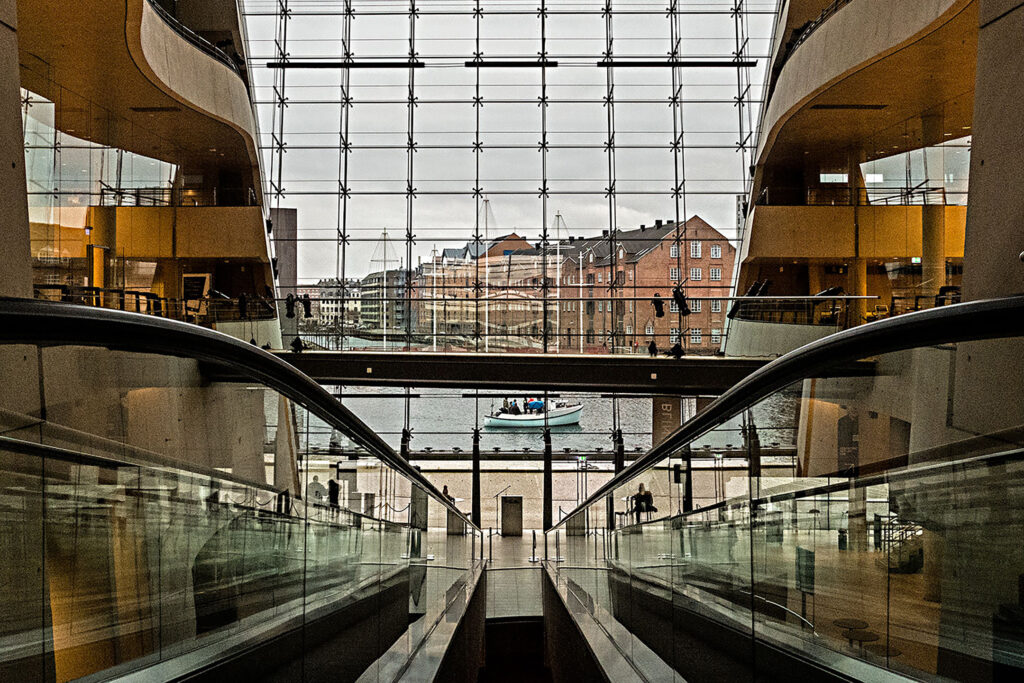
(556, 216, 735, 354)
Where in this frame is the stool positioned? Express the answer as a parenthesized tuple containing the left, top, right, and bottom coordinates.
(842, 629, 880, 652)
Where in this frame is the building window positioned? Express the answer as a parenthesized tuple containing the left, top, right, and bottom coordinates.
(586, 328, 594, 343)
(629, 300, 633, 312)
(670, 267, 680, 282)
(711, 328, 722, 344)
(598, 301, 603, 312)
(625, 325, 633, 335)
(711, 299, 722, 313)
(597, 273, 603, 283)
(645, 323, 654, 335)
(690, 267, 702, 281)
(691, 299, 702, 312)
(669, 243, 679, 258)
(670, 300, 679, 313)
(629, 270, 634, 281)
(670, 328, 680, 344)
(710, 244, 722, 259)
(690, 241, 702, 258)
(710, 267, 722, 281)
(690, 328, 702, 344)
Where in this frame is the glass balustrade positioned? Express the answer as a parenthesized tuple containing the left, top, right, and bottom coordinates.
(548, 302, 1024, 681)
(0, 309, 483, 683)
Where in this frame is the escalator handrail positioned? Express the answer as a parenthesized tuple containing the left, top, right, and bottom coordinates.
(0, 297, 479, 530)
(550, 294, 1024, 530)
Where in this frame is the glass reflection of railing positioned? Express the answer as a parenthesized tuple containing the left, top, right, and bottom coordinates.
(98, 185, 258, 207)
(0, 298, 482, 682)
(33, 285, 279, 323)
(144, 0, 243, 78)
(547, 295, 1024, 681)
(726, 295, 856, 327)
(758, 186, 959, 206)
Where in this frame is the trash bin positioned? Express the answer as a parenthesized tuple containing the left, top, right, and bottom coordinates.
(838, 528, 848, 551)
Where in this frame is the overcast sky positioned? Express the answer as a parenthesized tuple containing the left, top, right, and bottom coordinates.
(240, 1, 777, 282)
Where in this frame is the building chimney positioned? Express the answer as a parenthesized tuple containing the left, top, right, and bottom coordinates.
(655, 219, 662, 227)
(602, 229, 609, 237)
(639, 224, 645, 231)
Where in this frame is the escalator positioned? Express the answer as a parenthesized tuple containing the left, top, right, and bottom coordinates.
(545, 295, 1024, 682)
(0, 298, 484, 683)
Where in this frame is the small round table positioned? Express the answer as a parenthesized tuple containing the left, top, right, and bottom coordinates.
(833, 618, 869, 630)
(842, 629, 880, 652)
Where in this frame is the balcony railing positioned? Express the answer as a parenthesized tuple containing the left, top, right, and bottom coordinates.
(757, 185, 954, 206)
(145, 0, 243, 78)
(98, 185, 259, 207)
(776, 0, 857, 72)
(33, 285, 278, 324)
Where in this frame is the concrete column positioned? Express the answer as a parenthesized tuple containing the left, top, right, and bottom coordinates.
(921, 114, 947, 298)
(471, 428, 481, 527)
(962, 0, 1024, 300)
(847, 258, 868, 326)
(847, 482, 868, 552)
(0, 0, 32, 298)
(542, 428, 552, 530)
(847, 151, 869, 326)
(922, 530, 944, 602)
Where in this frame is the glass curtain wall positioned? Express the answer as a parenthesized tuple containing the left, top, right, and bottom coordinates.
(22, 89, 178, 305)
(241, 0, 776, 354)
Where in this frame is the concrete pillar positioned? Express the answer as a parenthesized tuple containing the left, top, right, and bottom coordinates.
(542, 428, 552, 530)
(962, 0, 1024, 300)
(922, 529, 945, 602)
(651, 396, 682, 446)
(847, 258, 868, 326)
(921, 114, 947, 298)
(471, 428, 481, 527)
(847, 482, 868, 552)
(0, 0, 32, 298)
(847, 151, 869, 326)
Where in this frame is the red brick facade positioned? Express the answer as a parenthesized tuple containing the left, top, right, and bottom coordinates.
(555, 216, 735, 355)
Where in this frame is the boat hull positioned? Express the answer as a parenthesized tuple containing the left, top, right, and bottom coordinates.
(484, 404, 583, 428)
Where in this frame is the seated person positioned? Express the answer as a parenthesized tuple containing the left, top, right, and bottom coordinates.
(634, 483, 657, 522)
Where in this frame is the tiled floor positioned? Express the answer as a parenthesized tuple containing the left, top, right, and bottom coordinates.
(484, 531, 546, 618)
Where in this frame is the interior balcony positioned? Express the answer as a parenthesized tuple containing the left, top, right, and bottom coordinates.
(753, 0, 976, 200)
(725, 202, 966, 357)
(15, 0, 262, 204)
(30, 203, 275, 333)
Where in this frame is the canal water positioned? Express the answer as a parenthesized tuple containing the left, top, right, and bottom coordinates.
(295, 385, 798, 529)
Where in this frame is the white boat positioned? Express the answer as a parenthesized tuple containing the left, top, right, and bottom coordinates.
(484, 402, 583, 428)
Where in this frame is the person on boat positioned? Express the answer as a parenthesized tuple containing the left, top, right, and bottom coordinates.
(503, 397, 510, 412)
(648, 340, 658, 357)
(510, 400, 522, 415)
(670, 341, 684, 359)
